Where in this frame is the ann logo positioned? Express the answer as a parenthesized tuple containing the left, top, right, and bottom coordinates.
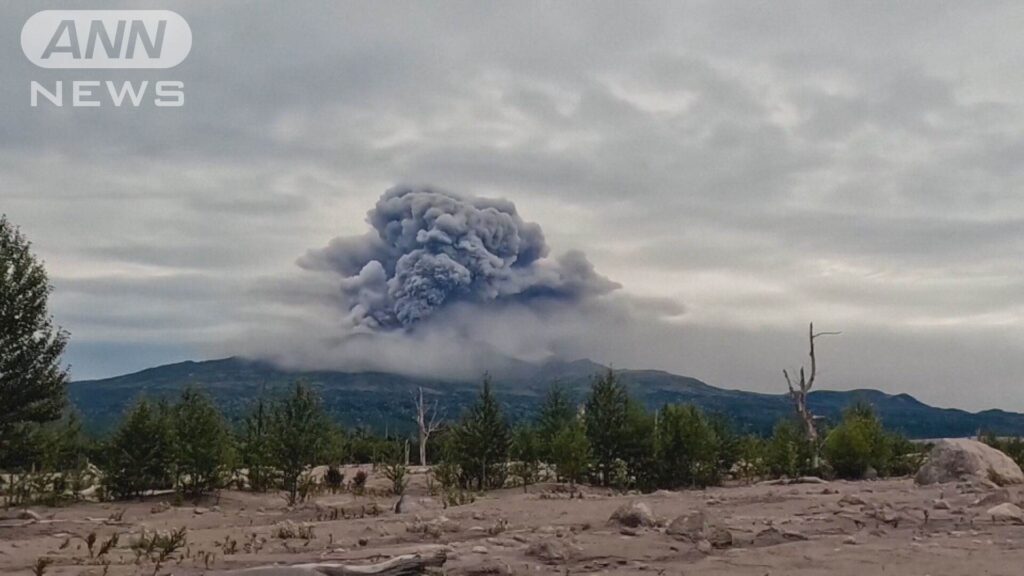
(22, 11, 191, 69)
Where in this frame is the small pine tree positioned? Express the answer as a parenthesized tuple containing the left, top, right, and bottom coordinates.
(452, 375, 510, 490)
(584, 369, 630, 486)
(510, 425, 541, 491)
(240, 398, 274, 491)
(655, 404, 722, 488)
(269, 382, 330, 505)
(550, 420, 590, 489)
(102, 400, 174, 499)
(536, 383, 575, 461)
(172, 388, 233, 499)
(0, 216, 69, 464)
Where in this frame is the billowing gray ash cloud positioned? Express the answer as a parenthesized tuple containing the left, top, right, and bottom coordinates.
(299, 186, 620, 329)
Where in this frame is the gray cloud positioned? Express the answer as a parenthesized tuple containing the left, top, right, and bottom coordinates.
(5, 1, 1024, 409)
(298, 186, 618, 328)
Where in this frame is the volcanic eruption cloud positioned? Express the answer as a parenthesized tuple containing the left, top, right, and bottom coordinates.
(299, 186, 621, 331)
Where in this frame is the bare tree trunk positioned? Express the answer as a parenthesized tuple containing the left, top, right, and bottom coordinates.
(413, 387, 442, 466)
(783, 322, 840, 471)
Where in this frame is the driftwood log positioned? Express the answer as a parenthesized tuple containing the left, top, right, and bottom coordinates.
(214, 549, 447, 576)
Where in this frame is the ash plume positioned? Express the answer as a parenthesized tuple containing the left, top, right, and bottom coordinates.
(299, 186, 620, 329)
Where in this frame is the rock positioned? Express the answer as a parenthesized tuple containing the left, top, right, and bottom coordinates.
(839, 494, 868, 507)
(973, 488, 1013, 508)
(864, 466, 879, 480)
(525, 539, 578, 563)
(933, 499, 951, 511)
(17, 509, 41, 521)
(193, 507, 208, 515)
(987, 503, 1024, 524)
(666, 511, 708, 541)
(915, 439, 1024, 487)
(608, 501, 656, 528)
(394, 495, 439, 515)
(843, 536, 858, 545)
(472, 545, 489, 554)
(752, 527, 808, 547)
(706, 526, 734, 549)
(696, 539, 713, 554)
(667, 511, 733, 548)
(150, 502, 172, 514)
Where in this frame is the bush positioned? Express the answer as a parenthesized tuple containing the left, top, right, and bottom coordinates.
(377, 441, 409, 495)
(981, 432, 1024, 469)
(766, 419, 815, 479)
(822, 403, 892, 479)
(735, 434, 768, 483)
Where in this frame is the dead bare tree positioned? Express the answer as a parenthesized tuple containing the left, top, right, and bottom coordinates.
(783, 322, 840, 470)
(413, 387, 443, 466)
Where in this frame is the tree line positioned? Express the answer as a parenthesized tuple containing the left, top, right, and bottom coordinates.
(3, 370, 925, 507)
(0, 212, 928, 508)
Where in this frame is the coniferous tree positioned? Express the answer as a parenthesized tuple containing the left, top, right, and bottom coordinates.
(0, 216, 69, 463)
(510, 424, 541, 491)
(536, 383, 575, 462)
(584, 369, 630, 486)
(655, 404, 722, 488)
(269, 382, 330, 504)
(172, 387, 232, 499)
(240, 397, 274, 491)
(102, 399, 174, 499)
(452, 375, 510, 490)
(550, 419, 590, 489)
(620, 402, 657, 490)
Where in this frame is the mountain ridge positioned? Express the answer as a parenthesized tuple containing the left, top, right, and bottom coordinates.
(69, 356, 1024, 439)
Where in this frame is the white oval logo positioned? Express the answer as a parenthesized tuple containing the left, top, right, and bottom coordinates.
(22, 10, 191, 69)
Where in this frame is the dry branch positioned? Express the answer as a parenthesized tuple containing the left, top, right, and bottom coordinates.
(215, 549, 447, 576)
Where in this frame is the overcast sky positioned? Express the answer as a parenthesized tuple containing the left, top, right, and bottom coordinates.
(4, 1, 1024, 411)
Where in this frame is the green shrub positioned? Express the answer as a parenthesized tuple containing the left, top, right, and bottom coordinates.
(766, 419, 815, 478)
(981, 432, 1024, 469)
(822, 403, 892, 479)
(735, 434, 768, 483)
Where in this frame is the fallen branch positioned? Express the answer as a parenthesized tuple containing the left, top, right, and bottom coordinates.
(215, 549, 447, 576)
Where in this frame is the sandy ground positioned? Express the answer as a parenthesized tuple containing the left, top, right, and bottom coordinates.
(3, 467, 1024, 576)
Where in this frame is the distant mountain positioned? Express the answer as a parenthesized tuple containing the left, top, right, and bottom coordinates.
(69, 357, 1024, 439)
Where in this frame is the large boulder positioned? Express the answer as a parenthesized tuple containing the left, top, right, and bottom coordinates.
(915, 439, 1024, 487)
(608, 501, 656, 528)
